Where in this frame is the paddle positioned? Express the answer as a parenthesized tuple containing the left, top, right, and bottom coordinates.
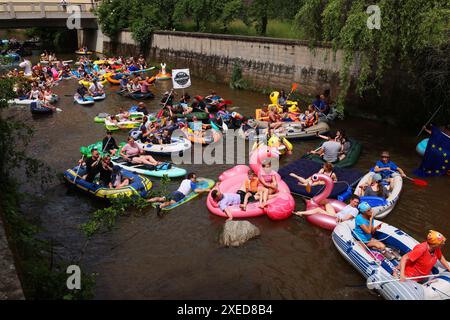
(417, 105, 442, 137)
(388, 170, 428, 187)
(73, 155, 84, 183)
(157, 88, 174, 119)
(366, 273, 447, 290)
(286, 83, 298, 101)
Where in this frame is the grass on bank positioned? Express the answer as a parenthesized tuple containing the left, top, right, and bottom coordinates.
(175, 19, 305, 40)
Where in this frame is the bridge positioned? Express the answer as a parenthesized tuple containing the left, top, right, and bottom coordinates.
(0, 1, 98, 28)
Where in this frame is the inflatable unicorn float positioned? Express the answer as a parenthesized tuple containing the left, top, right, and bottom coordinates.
(206, 146, 295, 220)
(155, 63, 171, 80)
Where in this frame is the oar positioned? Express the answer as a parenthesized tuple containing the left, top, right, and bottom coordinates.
(73, 155, 84, 183)
(417, 105, 442, 137)
(367, 273, 447, 290)
(388, 170, 428, 187)
(286, 83, 298, 101)
(157, 88, 174, 119)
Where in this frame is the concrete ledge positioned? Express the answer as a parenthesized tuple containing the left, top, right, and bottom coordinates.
(153, 30, 333, 49)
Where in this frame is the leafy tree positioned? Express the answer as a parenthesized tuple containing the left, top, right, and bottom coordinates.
(96, 0, 132, 37)
(219, 0, 245, 32)
(293, 0, 450, 121)
(248, 0, 272, 35)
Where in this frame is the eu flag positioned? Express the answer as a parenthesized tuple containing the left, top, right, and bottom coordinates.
(414, 126, 450, 177)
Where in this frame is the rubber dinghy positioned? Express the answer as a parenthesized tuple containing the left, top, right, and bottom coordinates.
(8, 94, 59, 106)
(152, 178, 216, 212)
(30, 101, 53, 115)
(278, 159, 363, 199)
(206, 146, 295, 220)
(104, 117, 142, 131)
(93, 93, 106, 101)
(136, 137, 192, 156)
(332, 220, 450, 300)
(181, 127, 222, 145)
(354, 171, 403, 219)
(94, 111, 145, 123)
(256, 121, 330, 140)
(74, 95, 95, 105)
(110, 157, 187, 178)
(302, 139, 362, 168)
(63, 166, 152, 199)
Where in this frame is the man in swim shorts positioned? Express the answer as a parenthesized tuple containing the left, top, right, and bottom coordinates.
(146, 173, 210, 216)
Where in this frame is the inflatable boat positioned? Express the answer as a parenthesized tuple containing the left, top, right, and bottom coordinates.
(181, 127, 222, 145)
(74, 95, 95, 106)
(279, 159, 363, 199)
(206, 146, 295, 220)
(136, 137, 192, 156)
(302, 139, 362, 168)
(152, 178, 215, 212)
(92, 93, 106, 101)
(63, 166, 152, 199)
(333, 220, 450, 300)
(30, 101, 53, 115)
(256, 121, 330, 140)
(353, 171, 403, 219)
(104, 117, 142, 131)
(110, 157, 187, 178)
(94, 111, 145, 123)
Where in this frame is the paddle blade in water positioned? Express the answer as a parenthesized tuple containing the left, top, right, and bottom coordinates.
(413, 178, 428, 186)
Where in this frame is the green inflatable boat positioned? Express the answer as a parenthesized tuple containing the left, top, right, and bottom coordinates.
(80, 140, 126, 157)
(302, 139, 362, 168)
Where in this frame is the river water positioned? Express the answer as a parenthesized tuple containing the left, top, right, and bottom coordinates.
(5, 58, 450, 300)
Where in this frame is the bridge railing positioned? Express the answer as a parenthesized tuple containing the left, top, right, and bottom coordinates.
(0, 2, 97, 18)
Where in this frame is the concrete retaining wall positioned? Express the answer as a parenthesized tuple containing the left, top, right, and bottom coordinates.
(98, 30, 346, 96)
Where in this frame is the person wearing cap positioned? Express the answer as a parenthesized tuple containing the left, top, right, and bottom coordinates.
(374, 151, 406, 180)
(395, 230, 450, 282)
(356, 173, 390, 198)
(353, 202, 386, 251)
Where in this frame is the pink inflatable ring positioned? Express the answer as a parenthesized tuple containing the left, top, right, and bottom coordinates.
(206, 146, 295, 220)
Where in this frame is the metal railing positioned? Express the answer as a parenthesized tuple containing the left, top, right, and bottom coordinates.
(0, 2, 97, 18)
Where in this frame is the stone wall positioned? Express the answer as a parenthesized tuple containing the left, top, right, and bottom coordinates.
(99, 30, 346, 97)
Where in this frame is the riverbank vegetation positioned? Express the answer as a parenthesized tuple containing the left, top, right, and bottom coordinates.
(0, 78, 95, 299)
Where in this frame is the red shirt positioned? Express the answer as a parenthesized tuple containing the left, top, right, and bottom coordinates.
(404, 242, 442, 279)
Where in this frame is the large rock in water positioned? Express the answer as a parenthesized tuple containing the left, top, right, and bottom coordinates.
(219, 220, 260, 247)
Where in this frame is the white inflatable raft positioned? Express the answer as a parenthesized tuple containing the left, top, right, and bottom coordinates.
(354, 171, 403, 219)
(74, 95, 95, 105)
(332, 220, 450, 300)
(256, 121, 330, 139)
(136, 137, 192, 156)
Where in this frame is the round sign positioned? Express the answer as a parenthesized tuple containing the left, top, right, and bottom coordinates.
(174, 71, 190, 86)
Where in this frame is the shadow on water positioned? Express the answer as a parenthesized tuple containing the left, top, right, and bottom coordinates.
(5, 56, 450, 299)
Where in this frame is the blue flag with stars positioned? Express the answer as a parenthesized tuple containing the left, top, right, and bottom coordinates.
(414, 126, 450, 177)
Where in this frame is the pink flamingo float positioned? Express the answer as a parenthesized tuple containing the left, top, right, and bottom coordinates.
(304, 173, 347, 230)
(206, 146, 295, 220)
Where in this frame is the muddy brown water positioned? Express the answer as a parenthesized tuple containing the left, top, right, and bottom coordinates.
(5, 57, 450, 299)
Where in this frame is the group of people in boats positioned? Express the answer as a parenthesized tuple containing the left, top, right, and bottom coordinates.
(210, 159, 278, 220)
(257, 89, 334, 130)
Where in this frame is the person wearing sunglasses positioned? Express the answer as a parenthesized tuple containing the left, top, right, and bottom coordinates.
(373, 151, 406, 181)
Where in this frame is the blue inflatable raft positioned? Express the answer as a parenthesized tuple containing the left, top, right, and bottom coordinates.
(279, 159, 363, 199)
